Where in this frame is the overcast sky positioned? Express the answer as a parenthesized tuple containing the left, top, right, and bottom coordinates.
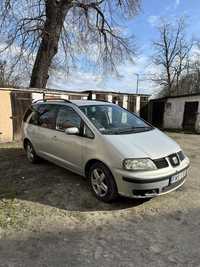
(48, 0, 200, 94)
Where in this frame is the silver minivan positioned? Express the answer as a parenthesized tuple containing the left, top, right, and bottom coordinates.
(22, 99, 190, 202)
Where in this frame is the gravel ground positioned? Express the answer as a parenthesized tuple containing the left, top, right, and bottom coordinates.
(0, 132, 199, 267)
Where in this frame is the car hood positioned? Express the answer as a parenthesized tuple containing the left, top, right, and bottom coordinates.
(103, 128, 181, 159)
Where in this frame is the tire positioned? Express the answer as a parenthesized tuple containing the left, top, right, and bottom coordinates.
(88, 162, 118, 202)
(25, 141, 39, 164)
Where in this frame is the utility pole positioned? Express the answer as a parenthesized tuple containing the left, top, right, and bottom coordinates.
(134, 73, 139, 94)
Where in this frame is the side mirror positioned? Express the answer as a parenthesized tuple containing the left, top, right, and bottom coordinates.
(65, 127, 79, 135)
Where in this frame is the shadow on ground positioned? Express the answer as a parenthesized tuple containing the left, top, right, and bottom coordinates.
(0, 147, 147, 212)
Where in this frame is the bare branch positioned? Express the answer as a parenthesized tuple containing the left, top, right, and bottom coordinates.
(152, 16, 192, 95)
(0, 0, 140, 87)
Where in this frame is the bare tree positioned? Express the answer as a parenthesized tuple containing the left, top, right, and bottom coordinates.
(0, 0, 140, 88)
(0, 60, 21, 87)
(177, 44, 200, 95)
(153, 17, 192, 95)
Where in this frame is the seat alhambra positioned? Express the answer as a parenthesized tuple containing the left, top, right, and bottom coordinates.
(22, 99, 190, 202)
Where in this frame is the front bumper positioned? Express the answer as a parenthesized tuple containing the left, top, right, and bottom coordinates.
(113, 157, 190, 198)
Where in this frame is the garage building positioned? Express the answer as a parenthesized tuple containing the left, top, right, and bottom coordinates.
(149, 93, 200, 133)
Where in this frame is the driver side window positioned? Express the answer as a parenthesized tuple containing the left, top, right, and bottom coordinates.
(56, 106, 81, 131)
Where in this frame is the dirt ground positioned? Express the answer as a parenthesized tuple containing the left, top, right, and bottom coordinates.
(0, 132, 200, 267)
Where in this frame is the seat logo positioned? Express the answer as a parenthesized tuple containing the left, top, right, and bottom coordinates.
(172, 156, 178, 165)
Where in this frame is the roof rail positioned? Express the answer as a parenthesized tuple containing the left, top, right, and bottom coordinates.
(32, 98, 73, 104)
(87, 98, 112, 103)
(98, 99, 112, 103)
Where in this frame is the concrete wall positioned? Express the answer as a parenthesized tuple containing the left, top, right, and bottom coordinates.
(0, 91, 13, 143)
(163, 95, 200, 132)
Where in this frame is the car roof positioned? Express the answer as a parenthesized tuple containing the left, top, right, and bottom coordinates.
(33, 99, 114, 107)
(70, 100, 113, 106)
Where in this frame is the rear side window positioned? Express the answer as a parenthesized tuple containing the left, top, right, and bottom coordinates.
(38, 104, 58, 129)
(56, 106, 81, 131)
(24, 106, 39, 125)
(23, 108, 32, 122)
(29, 110, 39, 125)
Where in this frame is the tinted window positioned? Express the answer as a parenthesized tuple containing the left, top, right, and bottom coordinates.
(38, 104, 57, 129)
(56, 106, 81, 131)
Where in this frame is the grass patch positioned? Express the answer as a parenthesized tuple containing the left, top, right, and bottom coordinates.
(0, 199, 24, 229)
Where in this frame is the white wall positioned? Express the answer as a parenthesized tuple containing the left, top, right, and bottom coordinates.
(163, 95, 200, 132)
(92, 93, 96, 100)
(107, 94, 113, 102)
(122, 95, 128, 109)
(32, 92, 43, 101)
(135, 96, 141, 115)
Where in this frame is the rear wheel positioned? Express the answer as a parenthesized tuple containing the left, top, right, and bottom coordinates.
(25, 141, 39, 164)
(88, 162, 118, 202)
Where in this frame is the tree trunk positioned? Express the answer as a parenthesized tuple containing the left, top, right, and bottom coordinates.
(30, 0, 71, 88)
(166, 67, 171, 95)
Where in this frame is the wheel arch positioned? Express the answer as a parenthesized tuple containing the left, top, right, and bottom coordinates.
(23, 138, 30, 149)
(85, 158, 119, 201)
(85, 159, 113, 178)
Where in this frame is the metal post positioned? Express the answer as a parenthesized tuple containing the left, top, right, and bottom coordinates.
(134, 73, 139, 94)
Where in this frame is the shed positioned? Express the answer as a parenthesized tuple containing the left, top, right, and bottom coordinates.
(0, 89, 32, 142)
(149, 93, 200, 133)
(0, 87, 88, 143)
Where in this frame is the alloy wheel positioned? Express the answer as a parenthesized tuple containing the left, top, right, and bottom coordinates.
(91, 168, 108, 197)
(27, 144, 34, 162)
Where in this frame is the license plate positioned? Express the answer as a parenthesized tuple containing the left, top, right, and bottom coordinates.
(170, 170, 187, 184)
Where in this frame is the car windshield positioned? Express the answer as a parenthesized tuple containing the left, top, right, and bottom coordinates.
(80, 104, 153, 135)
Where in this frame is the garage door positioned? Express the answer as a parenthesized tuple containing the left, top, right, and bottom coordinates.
(182, 101, 199, 131)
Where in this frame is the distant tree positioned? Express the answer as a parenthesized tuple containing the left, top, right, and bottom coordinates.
(0, 60, 20, 87)
(153, 17, 192, 95)
(0, 61, 6, 86)
(0, 0, 140, 89)
(175, 46, 200, 95)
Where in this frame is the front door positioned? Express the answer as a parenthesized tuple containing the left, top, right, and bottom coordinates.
(182, 102, 199, 131)
(53, 105, 83, 174)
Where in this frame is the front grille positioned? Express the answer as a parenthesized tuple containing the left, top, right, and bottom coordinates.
(153, 158, 169, 169)
(168, 153, 180, 167)
(178, 151, 185, 161)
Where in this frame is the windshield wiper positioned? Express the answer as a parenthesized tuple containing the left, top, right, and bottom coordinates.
(129, 126, 153, 132)
(116, 126, 153, 134)
(101, 126, 153, 135)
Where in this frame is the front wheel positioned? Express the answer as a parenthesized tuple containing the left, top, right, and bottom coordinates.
(25, 141, 39, 164)
(88, 162, 118, 202)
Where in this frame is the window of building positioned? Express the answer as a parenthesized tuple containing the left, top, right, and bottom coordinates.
(166, 102, 172, 111)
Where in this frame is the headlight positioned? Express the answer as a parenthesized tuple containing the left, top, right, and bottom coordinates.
(123, 158, 157, 171)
